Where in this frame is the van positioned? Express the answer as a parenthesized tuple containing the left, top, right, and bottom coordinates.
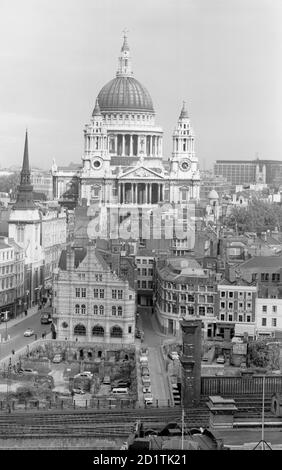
(103, 375, 111, 385)
(112, 387, 129, 395)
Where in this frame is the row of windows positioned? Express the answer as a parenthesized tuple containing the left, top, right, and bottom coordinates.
(220, 291, 253, 298)
(220, 314, 252, 322)
(0, 250, 13, 261)
(261, 318, 277, 327)
(220, 301, 252, 310)
(164, 283, 215, 292)
(1, 278, 13, 290)
(261, 273, 280, 282)
(0, 292, 14, 305)
(262, 305, 277, 313)
(162, 304, 214, 316)
(74, 304, 123, 316)
(0, 265, 13, 275)
(75, 288, 123, 299)
(136, 258, 154, 265)
(72, 324, 129, 337)
(137, 280, 153, 289)
(105, 113, 153, 121)
(137, 268, 154, 277)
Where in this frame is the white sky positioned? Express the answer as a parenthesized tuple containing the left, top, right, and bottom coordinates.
(0, 0, 281, 170)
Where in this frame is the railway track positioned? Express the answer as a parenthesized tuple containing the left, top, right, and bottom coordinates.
(0, 399, 277, 438)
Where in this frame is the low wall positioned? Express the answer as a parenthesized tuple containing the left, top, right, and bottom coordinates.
(0, 436, 121, 449)
(201, 375, 282, 396)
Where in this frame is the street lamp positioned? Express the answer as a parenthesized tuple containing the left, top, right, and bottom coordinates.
(2, 311, 9, 341)
(253, 375, 272, 450)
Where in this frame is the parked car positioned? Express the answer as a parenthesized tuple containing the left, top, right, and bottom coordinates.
(139, 356, 148, 365)
(18, 368, 38, 375)
(75, 371, 93, 379)
(141, 348, 148, 356)
(143, 385, 152, 394)
(116, 380, 131, 388)
(202, 353, 209, 362)
(72, 388, 86, 395)
(141, 366, 150, 376)
(103, 375, 111, 384)
(24, 328, 34, 337)
(216, 355, 225, 364)
(142, 375, 151, 386)
(168, 351, 179, 361)
(144, 394, 153, 405)
(135, 329, 142, 339)
(52, 354, 63, 363)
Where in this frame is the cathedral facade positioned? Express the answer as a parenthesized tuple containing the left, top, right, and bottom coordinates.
(51, 34, 200, 212)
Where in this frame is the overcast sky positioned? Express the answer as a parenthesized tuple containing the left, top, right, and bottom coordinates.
(0, 0, 281, 170)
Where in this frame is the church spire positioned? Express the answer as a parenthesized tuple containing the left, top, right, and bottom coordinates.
(21, 129, 31, 185)
(116, 30, 133, 77)
(13, 130, 35, 210)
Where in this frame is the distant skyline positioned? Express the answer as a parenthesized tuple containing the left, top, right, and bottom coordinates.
(0, 0, 281, 170)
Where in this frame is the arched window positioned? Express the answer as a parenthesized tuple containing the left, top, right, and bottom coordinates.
(74, 324, 86, 336)
(110, 326, 123, 338)
(75, 304, 80, 314)
(117, 306, 123, 316)
(81, 304, 86, 315)
(99, 305, 104, 315)
(93, 305, 98, 315)
(112, 306, 116, 316)
(92, 325, 104, 337)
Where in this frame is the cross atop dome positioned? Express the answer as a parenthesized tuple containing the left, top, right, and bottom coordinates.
(121, 29, 130, 52)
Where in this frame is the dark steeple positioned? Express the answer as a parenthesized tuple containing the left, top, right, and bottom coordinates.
(13, 130, 36, 210)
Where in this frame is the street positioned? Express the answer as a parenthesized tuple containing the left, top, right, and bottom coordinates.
(0, 312, 51, 360)
(141, 312, 171, 405)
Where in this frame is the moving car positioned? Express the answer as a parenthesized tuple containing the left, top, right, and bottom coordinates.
(144, 394, 153, 405)
(216, 355, 225, 364)
(168, 351, 179, 361)
(52, 354, 63, 363)
(139, 356, 148, 365)
(24, 328, 34, 337)
(40, 313, 52, 324)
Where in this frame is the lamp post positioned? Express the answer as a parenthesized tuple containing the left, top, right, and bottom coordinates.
(2, 311, 9, 341)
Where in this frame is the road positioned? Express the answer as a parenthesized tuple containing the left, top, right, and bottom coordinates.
(141, 313, 171, 405)
(0, 312, 51, 360)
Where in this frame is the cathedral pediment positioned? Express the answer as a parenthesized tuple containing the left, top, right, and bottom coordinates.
(119, 165, 165, 180)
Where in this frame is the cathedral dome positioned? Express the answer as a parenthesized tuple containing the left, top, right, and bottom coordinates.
(97, 76, 154, 114)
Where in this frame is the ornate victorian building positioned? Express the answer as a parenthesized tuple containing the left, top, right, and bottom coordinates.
(51, 34, 200, 209)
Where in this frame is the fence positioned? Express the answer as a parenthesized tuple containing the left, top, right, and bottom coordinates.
(201, 375, 282, 396)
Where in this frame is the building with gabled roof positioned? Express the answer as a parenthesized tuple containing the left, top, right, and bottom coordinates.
(53, 242, 136, 344)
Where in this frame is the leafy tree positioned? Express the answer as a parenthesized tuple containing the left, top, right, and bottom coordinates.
(0, 172, 20, 197)
(225, 200, 282, 233)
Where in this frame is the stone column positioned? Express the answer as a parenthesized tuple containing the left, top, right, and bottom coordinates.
(158, 183, 162, 202)
(131, 183, 134, 203)
(122, 135, 125, 156)
(135, 183, 138, 204)
(115, 135, 118, 154)
(123, 184, 126, 203)
(130, 135, 133, 157)
(144, 184, 147, 204)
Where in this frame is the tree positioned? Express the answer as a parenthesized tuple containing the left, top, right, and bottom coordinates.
(0, 172, 20, 197)
(225, 200, 282, 233)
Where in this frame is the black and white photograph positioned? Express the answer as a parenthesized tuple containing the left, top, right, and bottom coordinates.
(0, 0, 281, 458)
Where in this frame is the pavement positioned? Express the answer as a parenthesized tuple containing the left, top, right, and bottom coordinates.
(0, 306, 39, 332)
